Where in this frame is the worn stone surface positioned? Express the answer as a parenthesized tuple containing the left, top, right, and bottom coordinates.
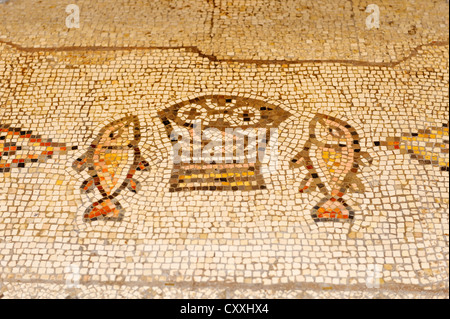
(0, 0, 448, 299)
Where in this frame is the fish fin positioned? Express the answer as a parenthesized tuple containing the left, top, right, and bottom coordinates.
(136, 159, 150, 171)
(298, 176, 316, 193)
(80, 177, 95, 193)
(72, 154, 88, 172)
(83, 198, 123, 221)
(311, 196, 354, 222)
(128, 178, 141, 193)
(357, 151, 373, 166)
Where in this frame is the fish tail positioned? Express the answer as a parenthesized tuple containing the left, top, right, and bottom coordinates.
(83, 197, 124, 221)
(311, 195, 354, 222)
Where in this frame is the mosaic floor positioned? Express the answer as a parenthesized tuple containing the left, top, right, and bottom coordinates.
(0, 0, 448, 299)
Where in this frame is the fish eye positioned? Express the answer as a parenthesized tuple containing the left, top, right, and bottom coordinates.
(329, 127, 343, 138)
(109, 128, 123, 139)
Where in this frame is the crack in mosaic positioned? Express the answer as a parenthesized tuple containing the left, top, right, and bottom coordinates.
(0, 1, 448, 296)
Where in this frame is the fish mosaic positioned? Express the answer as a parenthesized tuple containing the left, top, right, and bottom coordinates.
(376, 122, 449, 172)
(3, 111, 445, 227)
(0, 123, 70, 172)
(72, 115, 150, 221)
(290, 114, 373, 222)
